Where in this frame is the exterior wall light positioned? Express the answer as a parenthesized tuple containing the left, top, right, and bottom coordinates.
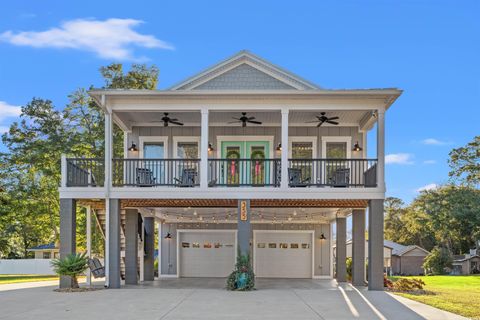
(164, 232, 172, 239)
(353, 141, 363, 152)
(208, 143, 214, 152)
(276, 143, 282, 151)
(128, 142, 138, 152)
(319, 233, 327, 240)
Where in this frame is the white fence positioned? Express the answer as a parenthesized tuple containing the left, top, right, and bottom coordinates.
(0, 259, 56, 275)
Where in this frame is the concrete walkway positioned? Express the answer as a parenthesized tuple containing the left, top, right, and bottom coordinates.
(0, 278, 467, 320)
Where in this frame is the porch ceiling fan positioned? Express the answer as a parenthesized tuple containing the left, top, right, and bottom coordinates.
(305, 112, 339, 127)
(155, 113, 184, 127)
(228, 112, 262, 127)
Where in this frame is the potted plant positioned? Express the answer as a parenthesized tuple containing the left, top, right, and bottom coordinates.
(51, 253, 88, 289)
(227, 253, 255, 291)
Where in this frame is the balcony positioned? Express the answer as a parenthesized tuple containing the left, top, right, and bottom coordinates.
(64, 158, 377, 188)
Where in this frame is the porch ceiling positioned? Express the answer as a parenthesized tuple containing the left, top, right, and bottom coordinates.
(114, 110, 370, 127)
(78, 198, 368, 209)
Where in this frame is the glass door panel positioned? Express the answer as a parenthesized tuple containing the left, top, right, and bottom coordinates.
(291, 142, 313, 183)
(246, 141, 270, 185)
(143, 142, 165, 184)
(326, 142, 348, 185)
(221, 142, 244, 185)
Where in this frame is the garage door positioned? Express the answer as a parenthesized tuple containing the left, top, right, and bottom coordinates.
(179, 231, 235, 277)
(254, 232, 312, 278)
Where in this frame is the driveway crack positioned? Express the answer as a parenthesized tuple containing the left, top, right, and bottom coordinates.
(158, 289, 197, 320)
(292, 289, 326, 320)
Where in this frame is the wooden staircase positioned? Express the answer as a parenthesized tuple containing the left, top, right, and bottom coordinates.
(94, 210, 127, 280)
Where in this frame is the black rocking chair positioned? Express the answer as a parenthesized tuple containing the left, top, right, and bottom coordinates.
(136, 168, 156, 186)
(174, 168, 197, 187)
(288, 168, 311, 187)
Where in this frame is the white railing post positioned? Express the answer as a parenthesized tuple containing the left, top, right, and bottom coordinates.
(200, 108, 209, 189)
(280, 109, 289, 189)
(376, 109, 385, 190)
(86, 206, 92, 286)
(61, 154, 67, 187)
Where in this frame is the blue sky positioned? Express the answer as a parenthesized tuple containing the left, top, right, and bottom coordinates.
(0, 1, 478, 203)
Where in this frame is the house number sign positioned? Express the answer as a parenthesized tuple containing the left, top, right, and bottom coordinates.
(240, 201, 248, 221)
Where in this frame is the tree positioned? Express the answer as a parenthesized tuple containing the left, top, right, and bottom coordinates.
(51, 253, 88, 288)
(0, 63, 159, 258)
(449, 136, 480, 186)
(423, 246, 453, 275)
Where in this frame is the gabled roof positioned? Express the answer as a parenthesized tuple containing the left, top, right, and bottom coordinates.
(27, 243, 57, 251)
(169, 50, 320, 91)
(384, 240, 430, 256)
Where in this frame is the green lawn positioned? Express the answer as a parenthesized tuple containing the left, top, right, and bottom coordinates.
(390, 275, 480, 319)
(0, 274, 59, 285)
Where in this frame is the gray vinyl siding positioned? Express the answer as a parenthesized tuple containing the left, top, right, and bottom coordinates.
(160, 222, 331, 276)
(128, 126, 363, 159)
(190, 64, 297, 90)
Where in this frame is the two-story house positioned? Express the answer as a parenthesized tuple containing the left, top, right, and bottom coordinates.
(58, 51, 401, 290)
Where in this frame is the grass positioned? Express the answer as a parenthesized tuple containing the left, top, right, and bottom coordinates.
(390, 275, 480, 319)
(0, 274, 59, 285)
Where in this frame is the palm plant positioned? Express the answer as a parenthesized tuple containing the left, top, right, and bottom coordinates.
(51, 252, 88, 288)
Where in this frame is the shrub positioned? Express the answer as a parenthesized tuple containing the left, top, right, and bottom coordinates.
(51, 253, 88, 288)
(392, 278, 425, 292)
(346, 257, 352, 281)
(423, 246, 453, 275)
(384, 275, 393, 288)
(226, 253, 255, 291)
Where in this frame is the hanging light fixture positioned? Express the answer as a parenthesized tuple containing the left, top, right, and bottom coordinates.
(319, 233, 327, 240)
(353, 141, 363, 152)
(128, 142, 138, 152)
(276, 143, 282, 151)
(208, 143, 214, 152)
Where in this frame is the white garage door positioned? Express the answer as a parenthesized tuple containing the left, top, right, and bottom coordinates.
(179, 231, 235, 277)
(255, 232, 312, 278)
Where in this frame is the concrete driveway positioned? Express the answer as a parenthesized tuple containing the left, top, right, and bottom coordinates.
(0, 278, 466, 320)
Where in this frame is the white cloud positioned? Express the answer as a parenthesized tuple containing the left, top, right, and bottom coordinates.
(423, 160, 437, 165)
(416, 183, 438, 192)
(0, 101, 21, 121)
(421, 138, 449, 146)
(0, 18, 174, 60)
(385, 153, 414, 165)
(0, 126, 9, 134)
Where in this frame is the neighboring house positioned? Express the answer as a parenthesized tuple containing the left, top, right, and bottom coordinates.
(27, 243, 59, 259)
(333, 240, 393, 275)
(385, 240, 429, 276)
(452, 247, 480, 275)
(58, 50, 401, 290)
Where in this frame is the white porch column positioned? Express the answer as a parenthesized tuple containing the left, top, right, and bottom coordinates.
(200, 109, 209, 189)
(86, 206, 92, 286)
(104, 96, 113, 286)
(376, 109, 385, 190)
(280, 109, 289, 189)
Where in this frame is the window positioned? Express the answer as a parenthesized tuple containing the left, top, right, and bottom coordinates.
(326, 142, 347, 159)
(268, 243, 277, 249)
(257, 243, 266, 248)
(280, 243, 288, 249)
(182, 242, 190, 248)
(43, 252, 51, 259)
(290, 243, 299, 249)
(144, 142, 165, 159)
(177, 142, 198, 159)
(292, 142, 313, 159)
(301, 243, 310, 249)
